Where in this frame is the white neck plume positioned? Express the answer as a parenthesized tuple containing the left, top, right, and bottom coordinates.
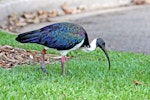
(81, 38, 97, 52)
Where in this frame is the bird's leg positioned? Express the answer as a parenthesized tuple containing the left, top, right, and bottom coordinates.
(40, 49, 47, 74)
(61, 56, 66, 75)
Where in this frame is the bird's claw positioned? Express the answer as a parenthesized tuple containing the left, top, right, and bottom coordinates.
(41, 67, 48, 75)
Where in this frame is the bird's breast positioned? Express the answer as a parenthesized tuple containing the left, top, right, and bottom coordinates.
(59, 39, 85, 55)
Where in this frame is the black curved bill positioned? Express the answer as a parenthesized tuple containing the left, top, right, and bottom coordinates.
(100, 47, 110, 70)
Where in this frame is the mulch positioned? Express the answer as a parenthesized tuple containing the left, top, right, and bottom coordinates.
(0, 45, 62, 69)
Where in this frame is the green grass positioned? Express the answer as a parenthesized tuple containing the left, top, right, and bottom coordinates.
(0, 31, 150, 100)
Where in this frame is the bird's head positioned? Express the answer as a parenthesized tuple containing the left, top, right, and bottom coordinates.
(96, 38, 110, 70)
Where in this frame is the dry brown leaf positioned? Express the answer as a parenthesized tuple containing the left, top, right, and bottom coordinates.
(48, 10, 58, 17)
(32, 17, 40, 24)
(15, 22, 27, 27)
(0, 25, 7, 30)
(132, 0, 145, 5)
(37, 10, 45, 15)
(0, 60, 6, 68)
(8, 14, 18, 19)
(8, 14, 19, 26)
(8, 26, 14, 31)
(18, 17, 26, 22)
(37, 10, 48, 15)
(23, 13, 35, 19)
(132, 80, 142, 85)
(61, 2, 73, 14)
(1, 3, 87, 33)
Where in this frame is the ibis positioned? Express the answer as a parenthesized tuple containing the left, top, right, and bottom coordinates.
(16, 22, 110, 75)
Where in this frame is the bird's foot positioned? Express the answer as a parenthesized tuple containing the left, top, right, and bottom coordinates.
(41, 67, 48, 75)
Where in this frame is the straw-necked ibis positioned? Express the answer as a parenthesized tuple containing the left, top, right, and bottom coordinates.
(16, 22, 110, 75)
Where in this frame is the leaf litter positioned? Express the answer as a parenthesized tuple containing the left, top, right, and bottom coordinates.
(0, 45, 63, 69)
(0, 2, 86, 33)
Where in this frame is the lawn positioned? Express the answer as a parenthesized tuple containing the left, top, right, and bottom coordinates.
(0, 31, 150, 100)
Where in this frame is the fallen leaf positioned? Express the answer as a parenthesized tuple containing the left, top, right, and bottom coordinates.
(132, 80, 142, 85)
(48, 10, 58, 17)
(0, 25, 7, 30)
(37, 10, 45, 15)
(61, 2, 73, 14)
(23, 13, 35, 19)
(0, 60, 6, 68)
(132, 0, 145, 5)
(8, 14, 19, 26)
(15, 22, 27, 27)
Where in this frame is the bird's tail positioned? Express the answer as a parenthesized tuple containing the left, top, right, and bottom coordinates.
(16, 30, 41, 43)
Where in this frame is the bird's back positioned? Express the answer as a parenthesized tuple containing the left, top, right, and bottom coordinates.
(16, 22, 90, 50)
